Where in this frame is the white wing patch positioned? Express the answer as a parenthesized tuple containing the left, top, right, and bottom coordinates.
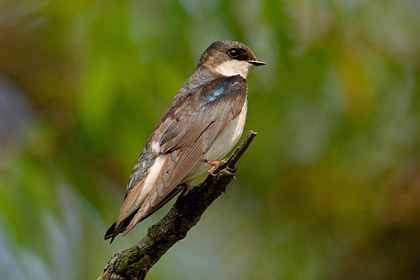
(134, 154, 166, 207)
(151, 141, 160, 153)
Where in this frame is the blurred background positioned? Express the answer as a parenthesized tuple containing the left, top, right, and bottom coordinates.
(0, 0, 419, 279)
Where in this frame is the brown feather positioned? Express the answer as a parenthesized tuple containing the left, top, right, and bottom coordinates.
(106, 75, 248, 240)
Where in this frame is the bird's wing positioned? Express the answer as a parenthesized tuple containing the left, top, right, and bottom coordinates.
(105, 75, 247, 241)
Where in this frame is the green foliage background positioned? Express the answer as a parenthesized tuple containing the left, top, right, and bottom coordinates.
(0, 0, 419, 279)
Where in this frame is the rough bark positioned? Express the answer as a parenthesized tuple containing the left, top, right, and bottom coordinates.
(98, 130, 258, 280)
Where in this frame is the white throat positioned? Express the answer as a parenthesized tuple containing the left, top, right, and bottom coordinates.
(215, 60, 254, 78)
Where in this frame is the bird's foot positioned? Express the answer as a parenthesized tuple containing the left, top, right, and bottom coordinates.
(181, 183, 192, 197)
(202, 159, 220, 175)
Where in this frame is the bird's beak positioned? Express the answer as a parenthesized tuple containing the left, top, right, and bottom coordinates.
(247, 59, 266, 66)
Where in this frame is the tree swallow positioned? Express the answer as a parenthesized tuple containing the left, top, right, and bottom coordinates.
(105, 40, 265, 242)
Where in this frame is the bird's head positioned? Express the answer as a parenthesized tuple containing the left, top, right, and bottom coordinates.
(197, 40, 266, 78)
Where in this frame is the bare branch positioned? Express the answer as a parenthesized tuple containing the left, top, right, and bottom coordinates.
(98, 131, 258, 280)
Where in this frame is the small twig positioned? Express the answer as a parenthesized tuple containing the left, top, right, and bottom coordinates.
(98, 131, 258, 280)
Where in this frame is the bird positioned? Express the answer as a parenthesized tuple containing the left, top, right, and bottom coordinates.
(105, 40, 265, 242)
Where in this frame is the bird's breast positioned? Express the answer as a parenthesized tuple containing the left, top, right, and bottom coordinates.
(183, 99, 248, 183)
(206, 99, 247, 160)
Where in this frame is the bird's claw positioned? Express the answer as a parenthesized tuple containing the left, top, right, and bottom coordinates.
(202, 159, 220, 176)
(181, 183, 192, 197)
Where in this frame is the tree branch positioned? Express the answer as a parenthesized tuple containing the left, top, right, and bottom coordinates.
(98, 130, 258, 280)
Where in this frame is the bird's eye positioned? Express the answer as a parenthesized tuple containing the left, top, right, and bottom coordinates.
(227, 49, 239, 58)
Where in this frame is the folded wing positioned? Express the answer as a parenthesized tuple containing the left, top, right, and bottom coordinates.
(105, 75, 247, 241)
